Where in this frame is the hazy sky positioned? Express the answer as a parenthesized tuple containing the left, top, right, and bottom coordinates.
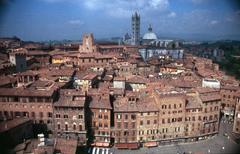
(0, 0, 240, 41)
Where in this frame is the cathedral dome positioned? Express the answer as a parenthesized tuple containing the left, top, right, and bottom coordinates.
(143, 24, 158, 40)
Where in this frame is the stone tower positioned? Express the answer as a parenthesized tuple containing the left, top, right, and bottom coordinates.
(79, 33, 96, 53)
(131, 12, 140, 45)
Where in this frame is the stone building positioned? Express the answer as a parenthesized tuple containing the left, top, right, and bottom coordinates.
(154, 91, 186, 144)
(113, 92, 139, 149)
(233, 96, 240, 134)
(53, 89, 87, 145)
(88, 96, 112, 147)
(112, 88, 221, 149)
(9, 48, 27, 72)
(79, 33, 97, 53)
(0, 80, 58, 129)
(131, 12, 140, 45)
(220, 85, 239, 120)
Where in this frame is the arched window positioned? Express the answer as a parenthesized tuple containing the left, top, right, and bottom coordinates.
(79, 124, 82, 131)
(65, 124, 68, 131)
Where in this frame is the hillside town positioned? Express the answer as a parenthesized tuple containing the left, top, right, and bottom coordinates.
(0, 12, 240, 154)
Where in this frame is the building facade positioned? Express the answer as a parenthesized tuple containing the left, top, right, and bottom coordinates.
(53, 89, 87, 145)
(131, 12, 140, 45)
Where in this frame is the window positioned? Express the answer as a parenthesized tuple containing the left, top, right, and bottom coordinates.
(140, 120, 143, 125)
(99, 123, 102, 127)
(22, 97, 27, 103)
(147, 120, 150, 125)
(117, 114, 121, 119)
(168, 118, 170, 123)
(132, 122, 135, 128)
(73, 124, 76, 130)
(79, 124, 82, 131)
(154, 120, 157, 124)
(124, 122, 128, 129)
(31, 112, 35, 118)
(117, 122, 121, 128)
(198, 116, 201, 120)
(104, 115, 108, 119)
(63, 115, 68, 119)
(104, 123, 108, 128)
(209, 115, 213, 121)
(131, 114, 136, 120)
(48, 112, 52, 118)
(37, 97, 43, 102)
(56, 114, 60, 118)
(162, 119, 165, 124)
(58, 124, 60, 130)
(40, 112, 43, 118)
(78, 115, 83, 119)
(65, 124, 68, 131)
(192, 116, 195, 121)
(125, 114, 128, 120)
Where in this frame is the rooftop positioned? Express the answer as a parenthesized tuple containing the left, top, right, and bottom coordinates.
(0, 118, 31, 133)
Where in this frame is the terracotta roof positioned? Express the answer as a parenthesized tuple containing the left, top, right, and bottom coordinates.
(17, 70, 39, 76)
(126, 75, 149, 84)
(154, 92, 186, 107)
(0, 75, 16, 86)
(221, 85, 240, 91)
(114, 76, 125, 81)
(55, 138, 77, 154)
(195, 87, 220, 94)
(186, 95, 202, 109)
(114, 92, 158, 112)
(0, 118, 31, 133)
(110, 88, 125, 95)
(137, 96, 158, 112)
(114, 97, 138, 112)
(75, 71, 98, 80)
(0, 84, 56, 97)
(27, 50, 50, 56)
(200, 93, 221, 102)
(89, 96, 112, 109)
(55, 89, 85, 107)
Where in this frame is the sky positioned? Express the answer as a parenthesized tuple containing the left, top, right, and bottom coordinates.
(0, 0, 240, 41)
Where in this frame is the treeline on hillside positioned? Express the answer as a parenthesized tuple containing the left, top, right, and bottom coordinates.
(218, 43, 240, 79)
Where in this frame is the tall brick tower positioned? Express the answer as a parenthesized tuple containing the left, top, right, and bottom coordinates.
(131, 12, 140, 45)
(79, 33, 96, 53)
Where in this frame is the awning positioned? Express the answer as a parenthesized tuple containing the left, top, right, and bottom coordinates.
(144, 141, 158, 147)
(115, 143, 139, 149)
(95, 142, 110, 147)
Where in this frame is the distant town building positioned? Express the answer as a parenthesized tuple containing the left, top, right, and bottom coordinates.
(233, 96, 240, 134)
(202, 78, 220, 89)
(79, 33, 97, 53)
(131, 12, 140, 45)
(142, 24, 158, 44)
(9, 48, 27, 72)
